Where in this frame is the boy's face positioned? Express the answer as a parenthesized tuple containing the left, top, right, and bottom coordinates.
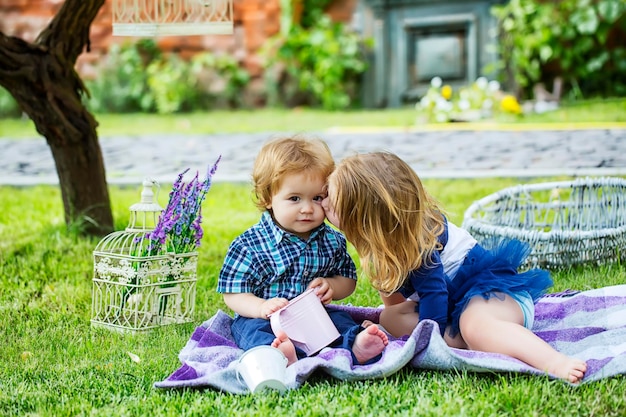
(267, 172, 327, 239)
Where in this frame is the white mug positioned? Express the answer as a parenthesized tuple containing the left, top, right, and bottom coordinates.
(236, 346, 288, 394)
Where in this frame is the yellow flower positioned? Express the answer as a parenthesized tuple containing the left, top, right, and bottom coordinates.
(500, 95, 522, 114)
(442, 85, 453, 100)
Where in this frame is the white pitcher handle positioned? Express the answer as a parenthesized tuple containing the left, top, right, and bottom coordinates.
(235, 362, 245, 386)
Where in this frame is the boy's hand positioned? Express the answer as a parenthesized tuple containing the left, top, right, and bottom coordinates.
(308, 277, 333, 304)
(261, 297, 289, 318)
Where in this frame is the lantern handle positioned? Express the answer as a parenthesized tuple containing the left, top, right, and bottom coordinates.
(140, 178, 160, 204)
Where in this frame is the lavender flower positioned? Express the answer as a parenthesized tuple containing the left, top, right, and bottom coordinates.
(141, 156, 221, 255)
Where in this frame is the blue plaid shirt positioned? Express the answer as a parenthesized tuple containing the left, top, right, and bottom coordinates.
(217, 211, 357, 300)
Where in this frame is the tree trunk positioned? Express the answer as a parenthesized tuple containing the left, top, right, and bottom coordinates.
(0, 0, 113, 237)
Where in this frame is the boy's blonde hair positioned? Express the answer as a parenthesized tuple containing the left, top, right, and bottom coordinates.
(252, 136, 335, 211)
(327, 152, 445, 293)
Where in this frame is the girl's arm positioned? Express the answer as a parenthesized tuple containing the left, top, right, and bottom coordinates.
(223, 292, 288, 319)
(410, 263, 449, 336)
(379, 291, 407, 307)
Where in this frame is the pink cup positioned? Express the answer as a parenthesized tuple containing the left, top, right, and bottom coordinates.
(269, 288, 340, 356)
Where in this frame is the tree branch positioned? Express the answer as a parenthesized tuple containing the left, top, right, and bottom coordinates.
(0, 34, 43, 92)
(36, 0, 106, 64)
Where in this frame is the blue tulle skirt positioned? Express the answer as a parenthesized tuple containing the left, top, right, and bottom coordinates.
(447, 238, 553, 336)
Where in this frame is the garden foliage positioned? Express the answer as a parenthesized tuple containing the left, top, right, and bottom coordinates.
(85, 39, 250, 114)
(262, 0, 369, 111)
(262, 15, 369, 110)
(0, 86, 20, 118)
(416, 77, 522, 123)
(3, 1, 625, 117)
(491, 0, 626, 99)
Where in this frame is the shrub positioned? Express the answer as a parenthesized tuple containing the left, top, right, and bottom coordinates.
(86, 39, 160, 113)
(262, 15, 369, 110)
(0, 86, 22, 118)
(491, 0, 626, 99)
(85, 39, 250, 114)
(190, 54, 251, 109)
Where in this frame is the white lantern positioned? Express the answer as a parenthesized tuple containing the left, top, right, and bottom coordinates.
(112, 0, 234, 37)
(91, 179, 197, 332)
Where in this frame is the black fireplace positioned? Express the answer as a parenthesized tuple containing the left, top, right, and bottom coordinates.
(357, 0, 506, 107)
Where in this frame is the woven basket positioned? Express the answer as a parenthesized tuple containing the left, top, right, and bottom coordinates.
(462, 177, 626, 269)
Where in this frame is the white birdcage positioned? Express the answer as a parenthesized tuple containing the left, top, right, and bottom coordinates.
(91, 179, 198, 332)
(112, 0, 234, 37)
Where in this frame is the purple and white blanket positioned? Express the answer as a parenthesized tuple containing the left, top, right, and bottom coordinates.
(154, 285, 626, 393)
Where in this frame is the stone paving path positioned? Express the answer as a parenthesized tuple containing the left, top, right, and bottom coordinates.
(1, 126, 625, 185)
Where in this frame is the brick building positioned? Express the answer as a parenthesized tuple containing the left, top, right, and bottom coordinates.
(4, 0, 517, 108)
(0, 0, 358, 100)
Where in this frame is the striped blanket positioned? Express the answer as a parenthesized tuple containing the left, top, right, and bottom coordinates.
(154, 285, 626, 394)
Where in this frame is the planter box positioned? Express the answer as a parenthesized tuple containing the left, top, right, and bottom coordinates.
(91, 249, 197, 332)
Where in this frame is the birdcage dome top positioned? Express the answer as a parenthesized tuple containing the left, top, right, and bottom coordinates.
(94, 179, 165, 258)
(94, 229, 168, 259)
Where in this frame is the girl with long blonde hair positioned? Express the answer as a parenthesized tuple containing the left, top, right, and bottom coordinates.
(322, 151, 587, 383)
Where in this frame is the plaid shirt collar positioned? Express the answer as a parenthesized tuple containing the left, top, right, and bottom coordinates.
(260, 211, 325, 245)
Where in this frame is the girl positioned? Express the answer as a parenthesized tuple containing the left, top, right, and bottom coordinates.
(322, 151, 587, 383)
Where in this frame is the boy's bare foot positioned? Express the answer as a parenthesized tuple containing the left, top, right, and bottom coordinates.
(271, 330, 298, 366)
(361, 320, 375, 328)
(547, 355, 587, 384)
(352, 324, 389, 365)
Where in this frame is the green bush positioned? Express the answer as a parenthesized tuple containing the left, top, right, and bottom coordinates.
(189, 53, 251, 109)
(263, 15, 369, 110)
(300, 0, 333, 28)
(145, 53, 200, 114)
(85, 39, 250, 114)
(491, 0, 626, 99)
(86, 39, 160, 113)
(0, 86, 21, 118)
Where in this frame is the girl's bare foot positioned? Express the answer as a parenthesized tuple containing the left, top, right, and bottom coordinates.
(547, 355, 587, 384)
(271, 330, 298, 366)
(352, 324, 389, 364)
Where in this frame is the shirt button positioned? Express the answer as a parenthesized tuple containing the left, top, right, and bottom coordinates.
(303, 271, 309, 276)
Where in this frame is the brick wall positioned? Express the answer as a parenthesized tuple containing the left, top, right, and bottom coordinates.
(0, 0, 285, 79)
(0, 0, 356, 80)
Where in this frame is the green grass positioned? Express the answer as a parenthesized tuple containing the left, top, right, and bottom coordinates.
(1, 97, 625, 138)
(2, 101, 626, 415)
(2, 178, 626, 416)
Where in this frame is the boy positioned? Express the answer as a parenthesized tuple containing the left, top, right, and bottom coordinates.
(217, 136, 388, 366)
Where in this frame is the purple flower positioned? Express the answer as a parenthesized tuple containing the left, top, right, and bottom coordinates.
(139, 156, 221, 255)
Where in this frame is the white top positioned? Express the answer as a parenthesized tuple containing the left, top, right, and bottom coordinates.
(441, 221, 477, 280)
(407, 222, 476, 302)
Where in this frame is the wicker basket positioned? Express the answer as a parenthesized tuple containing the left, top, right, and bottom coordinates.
(462, 177, 626, 269)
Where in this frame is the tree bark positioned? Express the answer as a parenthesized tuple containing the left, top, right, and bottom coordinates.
(0, 0, 113, 237)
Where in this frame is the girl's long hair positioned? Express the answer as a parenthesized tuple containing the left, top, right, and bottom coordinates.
(328, 152, 445, 293)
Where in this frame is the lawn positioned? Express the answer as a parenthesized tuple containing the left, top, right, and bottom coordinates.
(2, 178, 626, 416)
(0, 98, 625, 138)
(1, 102, 626, 416)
